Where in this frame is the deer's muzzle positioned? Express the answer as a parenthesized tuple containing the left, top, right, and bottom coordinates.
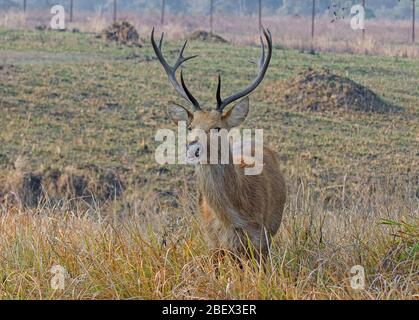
(186, 141, 204, 164)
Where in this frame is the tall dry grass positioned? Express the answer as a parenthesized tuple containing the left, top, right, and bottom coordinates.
(0, 9, 26, 29)
(1, 9, 417, 57)
(0, 172, 417, 299)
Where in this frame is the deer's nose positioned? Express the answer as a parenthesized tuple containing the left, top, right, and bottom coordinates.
(186, 141, 203, 164)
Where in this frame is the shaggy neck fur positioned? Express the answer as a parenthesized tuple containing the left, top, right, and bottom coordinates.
(195, 162, 243, 225)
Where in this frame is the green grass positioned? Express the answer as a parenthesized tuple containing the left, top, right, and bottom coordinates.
(0, 28, 417, 299)
(0, 28, 417, 181)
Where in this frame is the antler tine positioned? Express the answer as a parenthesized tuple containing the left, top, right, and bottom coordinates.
(216, 74, 222, 108)
(259, 35, 265, 69)
(151, 27, 201, 111)
(216, 27, 273, 112)
(175, 41, 199, 69)
(180, 70, 200, 108)
(158, 32, 164, 50)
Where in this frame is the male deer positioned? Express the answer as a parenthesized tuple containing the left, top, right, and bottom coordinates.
(151, 28, 286, 256)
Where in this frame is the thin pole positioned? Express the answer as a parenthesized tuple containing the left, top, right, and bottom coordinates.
(113, 0, 117, 22)
(161, 0, 166, 26)
(362, 0, 365, 41)
(259, 0, 262, 31)
(210, 0, 213, 35)
(23, 0, 26, 12)
(413, 0, 416, 43)
(311, 0, 315, 40)
(70, 0, 73, 23)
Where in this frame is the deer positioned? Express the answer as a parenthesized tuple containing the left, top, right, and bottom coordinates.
(151, 27, 286, 257)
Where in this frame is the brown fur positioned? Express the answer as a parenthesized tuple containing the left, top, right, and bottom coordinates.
(169, 97, 286, 256)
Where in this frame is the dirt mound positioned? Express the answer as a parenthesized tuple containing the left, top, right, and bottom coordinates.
(188, 30, 228, 43)
(43, 166, 124, 204)
(4, 163, 124, 208)
(101, 21, 143, 46)
(6, 171, 43, 208)
(266, 68, 397, 113)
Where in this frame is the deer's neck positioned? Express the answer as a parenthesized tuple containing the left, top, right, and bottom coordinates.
(196, 163, 241, 213)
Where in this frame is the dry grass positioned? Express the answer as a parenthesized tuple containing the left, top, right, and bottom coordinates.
(0, 26, 417, 300)
(0, 10, 27, 29)
(0, 173, 417, 299)
(1, 9, 418, 57)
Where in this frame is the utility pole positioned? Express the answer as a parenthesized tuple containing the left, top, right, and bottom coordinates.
(362, 0, 366, 41)
(258, 0, 262, 31)
(23, 0, 27, 12)
(113, 0, 117, 23)
(161, 0, 166, 26)
(210, 0, 214, 35)
(413, 0, 416, 43)
(311, 0, 316, 40)
(70, 0, 74, 23)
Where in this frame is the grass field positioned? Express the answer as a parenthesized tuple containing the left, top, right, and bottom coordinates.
(2, 10, 419, 57)
(0, 27, 418, 299)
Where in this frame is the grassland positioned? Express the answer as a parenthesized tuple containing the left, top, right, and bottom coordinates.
(0, 27, 418, 299)
(2, 10, 419, 57)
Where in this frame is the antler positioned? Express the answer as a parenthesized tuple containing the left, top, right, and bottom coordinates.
(151, 27, 201, 111)
(216, 27, 272, 112)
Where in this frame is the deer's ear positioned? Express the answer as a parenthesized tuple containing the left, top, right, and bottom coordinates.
(222, 97, 249, 127)
(167, 103, 193, 125)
